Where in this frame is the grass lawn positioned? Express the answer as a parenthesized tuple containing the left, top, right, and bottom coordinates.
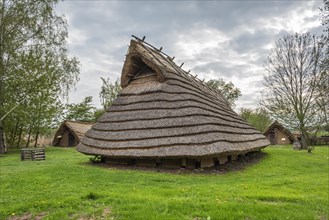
(0, 145, 328, 220)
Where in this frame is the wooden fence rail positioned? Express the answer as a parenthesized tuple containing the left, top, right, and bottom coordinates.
(309, 136, 329, 146)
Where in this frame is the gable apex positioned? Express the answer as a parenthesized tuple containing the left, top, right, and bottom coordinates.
(121, 40, 169, 88)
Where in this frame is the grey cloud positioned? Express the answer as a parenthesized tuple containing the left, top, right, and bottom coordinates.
(61, 0, 302, 41)
(248, 80, 264, 88)
(193, 61, 253, 79)
(55, 0, 323, 109)
(236, 92, 263, 110)
(230, 31, 273, 55)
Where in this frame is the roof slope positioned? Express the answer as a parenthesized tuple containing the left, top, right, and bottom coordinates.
(77, 38, 270, 158)
(263, 120, 297, 142)
(52, 120, 94, 146)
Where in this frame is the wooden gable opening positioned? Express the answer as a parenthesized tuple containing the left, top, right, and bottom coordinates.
(131, 58, 157, 80)
(133, 66, 156, 79)
(121, 40, 168, 88)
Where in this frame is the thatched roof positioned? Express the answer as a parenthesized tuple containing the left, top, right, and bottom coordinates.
(52, 120, 94, 146)
(263, 120, 297, 142)
(77, 37, 270, 158)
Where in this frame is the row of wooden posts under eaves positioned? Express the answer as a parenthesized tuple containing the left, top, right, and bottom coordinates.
(50, 37, 327, 169)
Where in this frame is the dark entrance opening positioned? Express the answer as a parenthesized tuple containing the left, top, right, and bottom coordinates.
(68, 133, 75, 147)
(269, 131, 276, 144)
(156, 159, 162, 168)
(130, 159, 136, 166)
(195, 161, 201, 169)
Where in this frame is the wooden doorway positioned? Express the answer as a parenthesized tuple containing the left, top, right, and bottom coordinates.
(68, 133, 75, 147)
(269, 131, 276, 145)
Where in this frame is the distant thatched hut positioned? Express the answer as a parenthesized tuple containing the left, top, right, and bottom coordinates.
(77, 37, 270, 168)
(53, 121, 93, 147)
(263, 121, 297, 145)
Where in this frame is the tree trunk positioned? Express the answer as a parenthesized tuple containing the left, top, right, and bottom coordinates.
(9, 121, 19, 147)
(0, 0, 5, 154)
(0, 121, 5, 154)
(9, 126, 15, 147)
(34, 130, 39, 148)
(16, 126, 23, 148)
(25, 126, 32, 148)
(301, 134, 308, 149)
(300, 127, 309, 149)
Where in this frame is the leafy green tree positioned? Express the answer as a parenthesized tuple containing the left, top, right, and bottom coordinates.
(99, 77, 121, 110)
(65, 96, 95, 122)
(93, 108, 106, 122)
(206, 78, 241, 107)
(239, 108, 272, 132)
(261, 33, 328, 151)
(0, 0, 80, 153)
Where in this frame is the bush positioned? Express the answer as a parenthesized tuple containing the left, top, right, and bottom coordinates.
(84, 192, 100, 200)
(89, 155, 103, 164)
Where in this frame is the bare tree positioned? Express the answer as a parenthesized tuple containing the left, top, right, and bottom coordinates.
(261, 33, 328, 151)
(320, 0, 329, 128)
(321, 0, 329, 36)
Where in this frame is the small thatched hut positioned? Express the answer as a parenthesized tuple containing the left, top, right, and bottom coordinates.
(263, 121, 297, 145)
(53, 121, 93, 147)
(77, 37, 270, 168)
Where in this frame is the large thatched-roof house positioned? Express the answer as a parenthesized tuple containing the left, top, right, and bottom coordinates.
(263, 121, 297, 145)
(77, 37, 270, 168)
(53, 121, 93, 147)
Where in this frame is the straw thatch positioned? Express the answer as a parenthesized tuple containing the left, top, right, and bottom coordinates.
(53, 120, 93, 147)
(263, 121, 297, 145)
(77, 38, 270, 167)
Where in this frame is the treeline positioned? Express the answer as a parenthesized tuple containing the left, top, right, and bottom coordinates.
(0, 1, 80, 153)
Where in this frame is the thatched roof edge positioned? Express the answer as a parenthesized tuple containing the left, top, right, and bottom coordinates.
(78, 139, 269, 158)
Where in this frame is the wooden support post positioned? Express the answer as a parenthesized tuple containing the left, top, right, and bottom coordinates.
(231, 154, 238, 161)
(218, 155, 228, 165)
(181, 158, 187, 168)
(201, 158, 214, 168)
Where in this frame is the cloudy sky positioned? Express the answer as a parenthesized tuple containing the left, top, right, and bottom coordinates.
(55, 0, 324, 111)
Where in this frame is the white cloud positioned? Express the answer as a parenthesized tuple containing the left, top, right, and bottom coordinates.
(261, 1, 321, 34)
(173, 26, 230, 71)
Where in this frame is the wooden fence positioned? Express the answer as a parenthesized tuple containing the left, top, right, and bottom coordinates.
(309, 136, 329, 146)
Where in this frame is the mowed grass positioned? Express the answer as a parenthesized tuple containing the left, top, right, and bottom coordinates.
(0, 146, 328, 220)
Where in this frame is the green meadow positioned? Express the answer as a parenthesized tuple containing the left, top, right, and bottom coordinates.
(0, 146, 328, 220)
